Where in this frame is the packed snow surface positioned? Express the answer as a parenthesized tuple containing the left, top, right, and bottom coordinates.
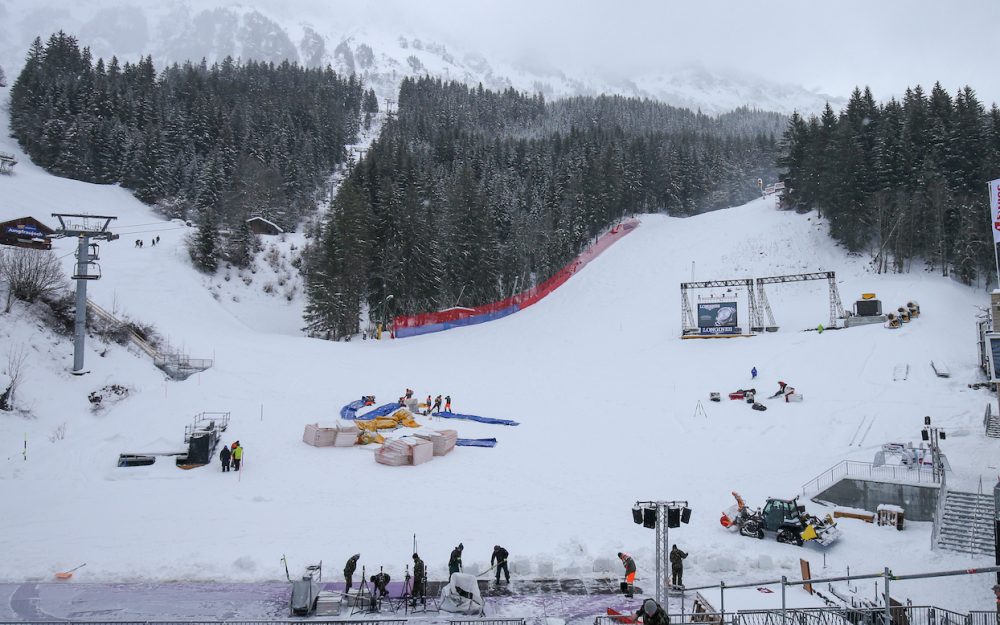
(0, 90, 996, 612)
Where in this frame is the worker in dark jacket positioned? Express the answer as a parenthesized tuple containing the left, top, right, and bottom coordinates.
(448, 543, 464, 576)
(670, 544, 688, 587)
(219, 445, 231, 472)
(344, 554, 360, 591)
(411, 553, 426, 606)
(491, 545, 510, 583)
(637, 598, 669, 625)
(618, 552, 636, 598)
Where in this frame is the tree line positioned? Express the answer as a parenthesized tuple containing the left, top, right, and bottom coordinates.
(303, 76, 781, 338)
(779, 84, 1000, 283)
(9, 32, 368, 271)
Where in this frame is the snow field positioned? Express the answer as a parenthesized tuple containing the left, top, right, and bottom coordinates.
(0, 85, 997, 610)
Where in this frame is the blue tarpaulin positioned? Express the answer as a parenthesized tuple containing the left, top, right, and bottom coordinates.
(431, 411, 519, 426)
(341, 401, 400, 421)
(456, 438, 497, 448)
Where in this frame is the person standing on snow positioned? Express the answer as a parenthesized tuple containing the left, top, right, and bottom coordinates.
(448, 543, 464, 576)
(444, 395, 452, 412)
(219, 444, 231, 472)
(411, 553, 426, 606)
(491, 545, 510, 584)
(432, 395, 443, 413)
(231, 442, 243, 471)
(751, 366, 758, 380)
(425, 395, 432, 416)
(344, 554, 360, 591)
(670, 544, 688, 587)
(618, 552, 636, 598)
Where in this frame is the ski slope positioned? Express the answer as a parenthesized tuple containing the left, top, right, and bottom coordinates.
(0, 87, 997, 611)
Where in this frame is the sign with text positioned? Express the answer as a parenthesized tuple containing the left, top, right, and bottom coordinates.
(698, 301, 738, 329)
(990, 178, 1000, 244)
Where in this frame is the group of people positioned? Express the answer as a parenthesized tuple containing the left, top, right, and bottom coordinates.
(342, 543, 510, 603)
(133, 236, 161, 248)
(396, 388, 453, 415)
(219, 440, 243, 472)
(618, 545, 688, 599)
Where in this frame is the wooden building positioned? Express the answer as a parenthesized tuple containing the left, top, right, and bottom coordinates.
(246, 216, 284, 236)
(0, 216, 55, 250)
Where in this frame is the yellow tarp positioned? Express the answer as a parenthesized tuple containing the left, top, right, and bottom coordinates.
(354, 409, 420, 432)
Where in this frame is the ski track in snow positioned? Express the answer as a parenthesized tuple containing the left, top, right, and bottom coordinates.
(0, 83, 996, 612)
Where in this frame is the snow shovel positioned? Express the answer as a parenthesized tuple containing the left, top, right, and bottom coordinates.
(55, 563, 86, 580)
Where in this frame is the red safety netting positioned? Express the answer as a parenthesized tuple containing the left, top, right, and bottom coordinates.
(394, 219, 639, 331)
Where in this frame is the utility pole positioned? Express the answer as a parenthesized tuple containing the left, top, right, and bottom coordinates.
(633, 500, 691, 605)
(52, 213, 118, 375)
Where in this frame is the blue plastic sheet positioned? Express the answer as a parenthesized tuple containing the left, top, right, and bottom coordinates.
(340, 401, 400, 421)
(431, 411, 519, 426)
(395, 305, 519, 338)
(456, 438, 497, 448)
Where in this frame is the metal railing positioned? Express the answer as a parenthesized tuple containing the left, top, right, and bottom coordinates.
(802, 460, 938, 497)
(970, 612, 1000, 625)
(931, 459, 949, 550)
(985, 403, 993, 435)
(450, 620, 525, 625)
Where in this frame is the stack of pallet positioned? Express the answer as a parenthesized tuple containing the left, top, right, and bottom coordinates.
(334, 421, 360, 446)
(302, 423, 338, 447)
(375, 438, 411, 466)
(302, 422, 360, 447)
(415, 429, 458, 456)
(374, 436, 436, 466)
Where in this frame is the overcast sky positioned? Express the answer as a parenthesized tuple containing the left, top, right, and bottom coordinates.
(279, 0, 1000, 105)
(5, 0, 1000, 106)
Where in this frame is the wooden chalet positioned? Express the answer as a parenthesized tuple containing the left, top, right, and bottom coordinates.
(246, 216, 284, 236)
(0, 216, 55, 250)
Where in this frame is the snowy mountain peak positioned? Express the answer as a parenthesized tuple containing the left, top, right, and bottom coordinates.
(0, 1, 843, 115)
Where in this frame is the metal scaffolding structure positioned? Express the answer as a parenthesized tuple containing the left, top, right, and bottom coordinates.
(52, 213, 118, 375)
(680, 272, 846, 336)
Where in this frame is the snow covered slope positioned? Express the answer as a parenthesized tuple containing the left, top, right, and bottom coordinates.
(0, 91, 995, 610)
(0, 0, 842, 115)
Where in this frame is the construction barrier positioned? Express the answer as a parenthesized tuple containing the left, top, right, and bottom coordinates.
(394, 220, 639, 338)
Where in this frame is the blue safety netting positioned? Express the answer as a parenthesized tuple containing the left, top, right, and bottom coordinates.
(395, 305, 519, 338)
(340, 401, 400, 420)
(456, 438, 497, 448)
(431, 411, 519, 426)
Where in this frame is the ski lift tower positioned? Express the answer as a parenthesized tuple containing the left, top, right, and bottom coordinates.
(52, 213, 118, 375)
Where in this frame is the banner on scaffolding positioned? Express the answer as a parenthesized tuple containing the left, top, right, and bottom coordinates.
(697, 302, 738, 335)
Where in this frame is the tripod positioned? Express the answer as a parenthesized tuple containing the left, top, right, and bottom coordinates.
(349, 566, 373, 615)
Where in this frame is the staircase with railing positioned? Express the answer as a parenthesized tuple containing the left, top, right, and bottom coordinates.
(86, 299, 213, 380)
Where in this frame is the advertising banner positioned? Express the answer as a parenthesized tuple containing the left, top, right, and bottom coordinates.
(990, 179, 1000, 244)
(698, 302, 738, 335)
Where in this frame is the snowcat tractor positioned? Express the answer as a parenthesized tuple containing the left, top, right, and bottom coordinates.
(721, 492, 840, 546)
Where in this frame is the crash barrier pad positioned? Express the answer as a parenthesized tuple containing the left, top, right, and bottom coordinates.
(341, 401, 400, 421)
(394, 220, 639, 338)
(355, 409, 421, 432)
(431, 411, 520, 426)
(456, 438, 497, 448)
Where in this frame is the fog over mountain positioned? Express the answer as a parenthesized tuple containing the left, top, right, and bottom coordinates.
(0, 0, 849, 115)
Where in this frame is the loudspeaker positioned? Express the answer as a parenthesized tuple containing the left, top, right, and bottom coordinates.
(940, 431, 946, 440)
(924, 416, 931, 426)
(681, 507, 692, 524)
(667, 507, 681, 528)
(632, 505, 643, 525)
(643, 506, 657, 528)
(921, 430, 929, 441)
